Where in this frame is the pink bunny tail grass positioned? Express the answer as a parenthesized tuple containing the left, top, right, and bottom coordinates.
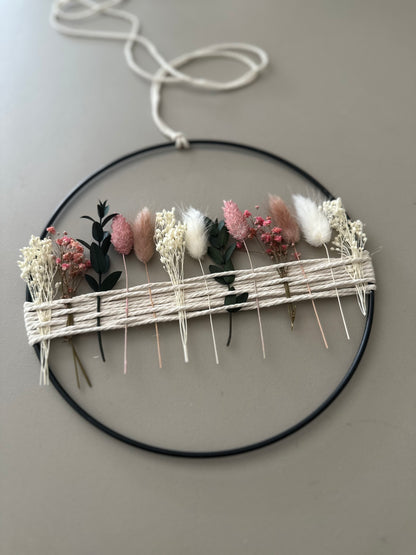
(133, 207, 155, 264)
(111, 214, 134, 255)
(111, 215, 133, 374)
(268, 195, 300, 245)
(223, 200, 250, 241)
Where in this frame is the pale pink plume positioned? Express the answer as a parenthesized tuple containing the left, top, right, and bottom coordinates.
(111, 215, 133, 255)
(132, 207, 155, 264)
(223, 200, 249, 241)
(268, 195, 300, 245)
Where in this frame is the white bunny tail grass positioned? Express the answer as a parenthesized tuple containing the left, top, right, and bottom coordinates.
(183, 206, 219, 364)
(292, 194, 331, 247)
(292, 195, 350, 340)
(183, 207, 208, 260)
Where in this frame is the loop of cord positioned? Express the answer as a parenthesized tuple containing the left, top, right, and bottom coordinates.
(50, 0, 269, 148)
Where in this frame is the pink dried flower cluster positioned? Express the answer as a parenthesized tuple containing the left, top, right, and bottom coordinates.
(52, 231, 91, 297)
(244, 212, 289, 260)
(111, 214, 134, 255)
(223, 200, 250, 241)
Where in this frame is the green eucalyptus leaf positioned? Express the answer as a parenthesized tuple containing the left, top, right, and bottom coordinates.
(97, 203, 105, 219)
(223, 259, 234, 271)
(209, 236, 221, 248)
(218, 220, 225, 231)
(223, 273, 235, 285)
(224, 293, 237, 306)
(101, 271, 121, 291)
(92, 221, 104, 242)
(81, 215, 95, 223)
(224, 243, 236, 262)
(102, 213, 118, 228)
(208, 264, 223, 274)
(85, 274, 99, 292)
(103, 204, 109, 216)
(236, 292, 249, 304)
(217, 225, 228, 247)
(77, 239, 90, 250)
(214, 276, 227, 285)
(90, 243, 106, 274)
(103, 254, 110, 274)
(101, 234, 111, 255)
(207, 247, 224, 265)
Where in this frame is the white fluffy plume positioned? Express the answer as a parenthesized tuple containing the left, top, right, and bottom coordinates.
(292, 195, 331, 247)
(183, 207, 208, 260)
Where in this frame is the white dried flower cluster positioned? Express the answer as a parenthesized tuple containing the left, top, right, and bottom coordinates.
(155, 208, 186, 274)
(154, 208, 189, 362)
(322, 198, 368, 315)
(18, 235, 57, 385)
(18, 235, 56, 302)
(321, 198, 367, 257)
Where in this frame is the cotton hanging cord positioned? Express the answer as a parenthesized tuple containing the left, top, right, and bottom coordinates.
(50, 0, 269, 148)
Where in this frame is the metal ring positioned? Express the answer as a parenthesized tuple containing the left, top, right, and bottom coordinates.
(29, 140, 375, 457)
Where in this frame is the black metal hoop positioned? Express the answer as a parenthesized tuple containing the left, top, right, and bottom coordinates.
(29, 140, 375, 458)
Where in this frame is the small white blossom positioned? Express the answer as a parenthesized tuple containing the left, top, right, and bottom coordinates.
(322, 198, 368, 314)
(18, 235, 57, 384)
(155, 209, 188, 362)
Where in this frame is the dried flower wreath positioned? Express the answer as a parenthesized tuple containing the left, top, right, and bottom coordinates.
(19, 192, 375, 388)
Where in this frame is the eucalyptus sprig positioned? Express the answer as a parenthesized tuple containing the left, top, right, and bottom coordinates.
(79, 200, 121, 362)
(205, 218, 248, 346)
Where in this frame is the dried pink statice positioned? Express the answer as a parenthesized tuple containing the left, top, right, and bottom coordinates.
(268, 195, 300, 245)
(223, 200, 250, 241)
(132, 207, 155, 264)
(111, 215, 133, 255)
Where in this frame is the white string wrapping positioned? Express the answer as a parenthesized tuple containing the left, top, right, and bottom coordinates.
(24, 254, 376, 345)
(49, 0, 269, 148)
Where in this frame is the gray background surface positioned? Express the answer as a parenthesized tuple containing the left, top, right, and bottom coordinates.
(1, 1, 415, 554)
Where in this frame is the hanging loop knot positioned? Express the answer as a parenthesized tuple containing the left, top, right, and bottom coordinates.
(173, 133, 190, 150)
(50, 0, 269, 144)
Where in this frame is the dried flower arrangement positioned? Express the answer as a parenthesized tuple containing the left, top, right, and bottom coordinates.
(19, 195, 375, 385)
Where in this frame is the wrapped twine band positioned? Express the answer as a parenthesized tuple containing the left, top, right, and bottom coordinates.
(24, 254, 375, 345)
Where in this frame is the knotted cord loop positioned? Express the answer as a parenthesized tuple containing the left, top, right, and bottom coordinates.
(50, 0, 269, 147)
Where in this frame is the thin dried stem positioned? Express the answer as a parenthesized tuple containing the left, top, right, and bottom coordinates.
(324, 243, 350, 340)
(145, 262, 162, 369)
(199, 258, 219, 365)
(243, 240, 266, 359)
(294, 247, 328, 349)
(122, 253, 129, 374)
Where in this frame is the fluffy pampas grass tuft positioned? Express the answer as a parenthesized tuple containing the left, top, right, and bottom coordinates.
(132, 207, 155, 264)
(183, 207, 208, 260)
(268, 195, 300, 245)
(292, 195, 331, 247)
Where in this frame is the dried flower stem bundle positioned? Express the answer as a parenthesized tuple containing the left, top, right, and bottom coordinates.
(133, 207, 162, 368)
(80, 200, 121, 361)
(183, 207, 219, 365)
(50, 227, 92, 387)
(155, 208, 188, 363)
(18, 235, 57, 385)
(111, 215, 134, 374)
(292, 194, 350, 340)
(322, 198, 368, 315)
(223, 200, 266, 358)
(268, 195, 299, 329)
